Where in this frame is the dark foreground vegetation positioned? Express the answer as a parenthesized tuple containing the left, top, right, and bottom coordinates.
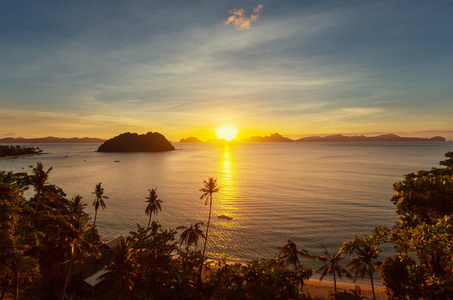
(0, 145, 42, 158)
(1, 152, 452, 299)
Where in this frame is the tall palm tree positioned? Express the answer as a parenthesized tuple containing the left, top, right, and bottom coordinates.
(60, 215, 99, 300)
(29, 162, 52, 212)
(316, 244, 349, 298)
(177, 222, 205, 254)
(98, 239, 136, 300)
(92, 182, 108, 226)
(145, 188, 162, 228)
(341, 237, 382, 300)
(278, 240, 311, 295)
(198, 177, 220, 283)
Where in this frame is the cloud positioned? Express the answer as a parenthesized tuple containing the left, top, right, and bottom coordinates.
(224, 4, 263, 30)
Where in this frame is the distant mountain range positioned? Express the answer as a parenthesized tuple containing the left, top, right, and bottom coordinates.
(296, 133, 446, 142)
(1, 133, 447, 145)
(179, 137, 203, 143)
(179, 133, 446, 143)
(240, 133, 294, 143)
(0, 137, 105, 143)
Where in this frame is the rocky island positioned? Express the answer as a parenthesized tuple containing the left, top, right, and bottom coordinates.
(97, 132, 175, 152)
(179, 136, 203, 143)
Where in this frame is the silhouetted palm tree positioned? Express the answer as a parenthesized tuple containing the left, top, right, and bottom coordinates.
(278, 240, 311, 295)
(61, 215, 99, 300)
(278, 240, 310, 272)
(177, 222, 205, 254)
(198, 177, 220, 284)
(341, 237, 382, 300)
(69, 195, 86, 217)
(29, 162, 52, 212)
(316, 244, 349, 298)
(145, 188, 162, 228)
(92, 182, 108, 226)
(99, 239, 136, 300)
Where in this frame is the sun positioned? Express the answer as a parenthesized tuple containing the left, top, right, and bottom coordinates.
(216, 126, 239, 141)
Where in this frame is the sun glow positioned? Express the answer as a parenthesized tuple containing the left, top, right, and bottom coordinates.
(215, 126, 239, 141)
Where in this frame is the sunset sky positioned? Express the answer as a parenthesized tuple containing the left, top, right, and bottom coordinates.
(1, 1, 452, 141)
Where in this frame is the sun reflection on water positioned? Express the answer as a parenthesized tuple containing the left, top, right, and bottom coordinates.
(216, 145, 238, 230)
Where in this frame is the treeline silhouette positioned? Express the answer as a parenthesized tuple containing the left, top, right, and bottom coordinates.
(0, 145, 42, 158)
(1, 152, 453, 299)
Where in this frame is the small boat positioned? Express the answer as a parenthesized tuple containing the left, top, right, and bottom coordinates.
(218, 215, 233, 220)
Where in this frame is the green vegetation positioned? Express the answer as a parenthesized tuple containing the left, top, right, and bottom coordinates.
(0, 145, 42, 158)
(1, 152, 453, 299)
(378, 151, 453, 299)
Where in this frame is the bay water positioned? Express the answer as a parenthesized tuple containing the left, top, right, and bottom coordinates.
(1, 141, 451, 281)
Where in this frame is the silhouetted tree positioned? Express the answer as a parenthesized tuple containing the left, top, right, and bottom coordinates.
(92, 182, 108, 226)
(278, 240, 310, 272)
(99, 239, 136, 300)
(29, 162, 52, 212)
(278, 239, 311, 294)
(341, 230, 387, 300)
(177, 222, 205, 254)
(316, 244, 349, 298)
(69, 195, 86, 217)
(60, 215, 99, 300)
(145, 188, 162, 228)
(0, 172, 39, 300)
(198, 177, 220, 285)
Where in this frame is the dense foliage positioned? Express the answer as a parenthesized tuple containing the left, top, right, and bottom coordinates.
(0, 145, 42, 158)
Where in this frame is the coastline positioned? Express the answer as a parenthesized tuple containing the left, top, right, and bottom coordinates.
(201, 263, 388, 299)
(304, 280, 388, 299)
(0, 153, 44, 160)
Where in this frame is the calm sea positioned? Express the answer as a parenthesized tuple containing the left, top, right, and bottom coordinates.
(1, 141, 452, 280)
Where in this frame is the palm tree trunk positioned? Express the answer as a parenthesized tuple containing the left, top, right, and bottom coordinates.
(333, 271, 337, 299)
(1, 278, 10, 300)
(370, 270, 376, 300)
(147, 215, 152, 229)
(294, 263, 299, 296)
(34, 189, 41, 212)
(198, 195, 213, 285)
(117, 277, 124, 300)
(13, 269, 19, 300)
(61, 248, 74, 300)
(93, 210, 98, 226)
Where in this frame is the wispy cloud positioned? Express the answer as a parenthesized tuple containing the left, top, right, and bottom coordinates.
(224, 4, 263, 30)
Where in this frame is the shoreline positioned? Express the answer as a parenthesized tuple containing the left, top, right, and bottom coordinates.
(304, 280, 388, 299)
(0, 153, 44, 160)
(200, 262, 388, 299)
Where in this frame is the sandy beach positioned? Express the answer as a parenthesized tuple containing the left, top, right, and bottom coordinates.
(304, 280, 388, 299)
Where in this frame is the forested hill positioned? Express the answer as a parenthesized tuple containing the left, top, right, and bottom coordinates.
(0, 137, 105, 143)
(97, 132, 175, 152)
